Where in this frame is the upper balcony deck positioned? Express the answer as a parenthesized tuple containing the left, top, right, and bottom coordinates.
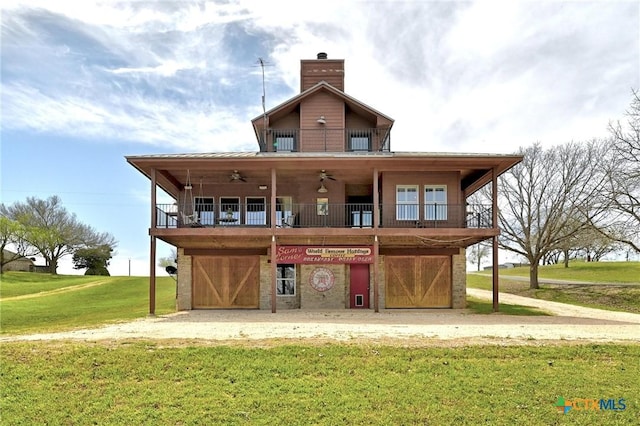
(259, 128, 391, 153)
(155, 202, 492, 229)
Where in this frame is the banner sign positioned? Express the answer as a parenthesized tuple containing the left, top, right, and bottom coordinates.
(276, 246, 374, 264)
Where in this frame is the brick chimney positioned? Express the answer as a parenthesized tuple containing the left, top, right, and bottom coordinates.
(300, 52, 344, 92)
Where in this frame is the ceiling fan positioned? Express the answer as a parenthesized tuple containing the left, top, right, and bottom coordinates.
(319, 170, 336, 181)
(230, 170, 247, 182)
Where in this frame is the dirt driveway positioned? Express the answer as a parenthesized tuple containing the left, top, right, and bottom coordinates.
(3, 290, 639, 346)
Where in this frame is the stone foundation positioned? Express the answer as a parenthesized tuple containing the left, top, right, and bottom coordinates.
(452, 248, 466, 309)
(176, 248, 192, 311)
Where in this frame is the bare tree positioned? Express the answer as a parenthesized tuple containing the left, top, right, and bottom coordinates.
(467, 242, 490, 271)
(494, 141, 608, 289)
(1, 196, 117, 274)
(600, 89, 640, 252)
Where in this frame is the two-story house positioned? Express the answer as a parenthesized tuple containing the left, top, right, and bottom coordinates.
(127, 53, 522, 314)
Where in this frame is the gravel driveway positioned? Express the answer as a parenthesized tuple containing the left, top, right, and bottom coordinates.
(3, 290, 639, 346)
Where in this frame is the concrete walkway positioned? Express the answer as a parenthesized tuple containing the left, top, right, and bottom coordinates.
(467, 287, 640, 324)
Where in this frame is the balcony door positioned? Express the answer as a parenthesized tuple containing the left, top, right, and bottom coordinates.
(219, 197, 240, 225)
(347, 195, 373, 228)
(246, 197, 266, 226)
(195, 197, 215, 226)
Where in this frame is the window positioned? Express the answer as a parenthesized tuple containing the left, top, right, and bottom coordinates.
(396, 185, 418, 220)
(219, 197, 240, 225)
(277, 264, 296, 295)
(245, 197, 266, 225)
(273, 130, 296, 152)
(425, 186, 447, 220)
(194, 197, 215, 226)
(349, 130, 371, 151)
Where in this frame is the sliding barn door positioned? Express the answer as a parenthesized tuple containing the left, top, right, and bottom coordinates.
(385, 256, 451, 308)
(192, 256, 259, 309)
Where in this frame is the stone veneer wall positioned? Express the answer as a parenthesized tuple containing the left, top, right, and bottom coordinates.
(300, 264, 347, 309)
(176, 248, 192, 311)
(258, 256, 301, 310)
(451, 248, 466, 309)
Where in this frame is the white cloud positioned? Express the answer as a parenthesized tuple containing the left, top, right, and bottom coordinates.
(2, 0, 638, 155)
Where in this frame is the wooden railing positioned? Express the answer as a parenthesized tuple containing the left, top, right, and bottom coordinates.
(260, 128, 391, 152)
(155, 203, 492, 229)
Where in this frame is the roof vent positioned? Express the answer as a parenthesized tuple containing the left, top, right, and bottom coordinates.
(317, 52, 328, 59)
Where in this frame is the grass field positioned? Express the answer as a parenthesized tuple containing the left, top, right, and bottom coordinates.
(473, 261, 640, 284)
(1, 270, 638, 424)
(468, 262, 640, 314)
(0, 272, 176, 335)
(1, 341, 638, 425)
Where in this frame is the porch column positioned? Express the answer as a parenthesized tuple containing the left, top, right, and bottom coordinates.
(492, 166, 499, 312)
(149, 168, 157, 316)
(270, 168, 277, 313)
(373, 168, 380, 313)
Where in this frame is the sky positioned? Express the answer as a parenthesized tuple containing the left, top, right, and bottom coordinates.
(1, 0, 639, 275)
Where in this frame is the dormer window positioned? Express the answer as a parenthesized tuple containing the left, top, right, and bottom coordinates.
(273, 130, 296, 152)
(349, 130, 371, 152)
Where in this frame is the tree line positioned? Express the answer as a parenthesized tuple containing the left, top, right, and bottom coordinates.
(471, 90, 640, 288)
(0, 195, 117, 275)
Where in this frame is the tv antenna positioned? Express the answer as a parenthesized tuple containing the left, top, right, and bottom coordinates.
(256, 57, 272, 150)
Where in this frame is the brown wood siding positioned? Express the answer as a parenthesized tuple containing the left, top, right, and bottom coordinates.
(346, 112, 378, 150)
(385, 256, 451, 308)
(192, 256, 259, 308)
(300, 59, 345, 91)
(300, 92, 344, 152)
(381, 171, 463, 226)
(271, 113, 300, 129)
(345, 112, 375, 128)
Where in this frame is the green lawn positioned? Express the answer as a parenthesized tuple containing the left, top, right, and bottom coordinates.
(474, 261, 640, 284)
(467, 269, 640, 314)
(1, 271, 637, 425)
(466, 296, 548, 315)
(1, 342, 637, 425)
(0, 273, 176, 335)
(0, 272, 103, 298)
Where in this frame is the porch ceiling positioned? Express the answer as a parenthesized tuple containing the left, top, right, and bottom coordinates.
(127, 152, 523, 199)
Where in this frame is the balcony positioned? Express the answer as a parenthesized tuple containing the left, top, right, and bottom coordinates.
(155, 203, 492, 229)
(261, 128, 391, 152)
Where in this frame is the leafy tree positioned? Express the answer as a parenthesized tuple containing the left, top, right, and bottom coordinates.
(0, 215, 33, 273)
(158, 248, 177, 270)
(0, 196, 117, 274)
(159, 248, 178, 278)
(492, 141, 608, 289)
(72, 245, 113, 276)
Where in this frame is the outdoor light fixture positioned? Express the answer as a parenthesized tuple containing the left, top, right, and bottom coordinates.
(317, 116, 326, 124)
(317, 182, 328, 193)
(259, 185, 268, 190)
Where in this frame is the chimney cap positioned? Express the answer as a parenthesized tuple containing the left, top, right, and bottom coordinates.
(317, 52, 328, 59)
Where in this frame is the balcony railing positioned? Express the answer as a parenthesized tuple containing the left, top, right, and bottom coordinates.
(261, 128, 391, 152)
(156, 203, 492, 229)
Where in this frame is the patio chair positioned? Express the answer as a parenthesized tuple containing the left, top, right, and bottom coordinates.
(180, 211, 200, 227)
(277, 214, 296, 228)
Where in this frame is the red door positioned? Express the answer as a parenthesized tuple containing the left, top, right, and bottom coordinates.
(350, 264, 370, 308)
